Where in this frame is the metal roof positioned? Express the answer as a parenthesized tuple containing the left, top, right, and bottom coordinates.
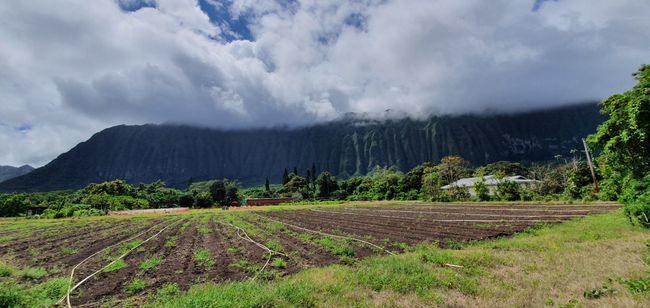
(441, 175, 539, 189)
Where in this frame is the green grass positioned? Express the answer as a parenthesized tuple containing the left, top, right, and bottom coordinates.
(103, 259, 128, 272)
(265, 240, 284, 253)
(20, 267, 47, 280)
(125, 278, 145, 295)
(271, 258, 287, 269)
(0, 262, 14, 277)
(165, 236, 178, 248)
(62, 247, 78, 255)
(0, 278, 68, 307)
(316, 237, 355, 257)
(179, 220, 193, 233)
(140, 257, 163, 271)
(193, 249, 214, 268)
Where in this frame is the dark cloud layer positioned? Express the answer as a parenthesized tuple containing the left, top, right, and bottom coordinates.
(0, 0, 649, 166)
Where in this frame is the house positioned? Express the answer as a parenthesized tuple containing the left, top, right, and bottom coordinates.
(441, 175, 539, 197)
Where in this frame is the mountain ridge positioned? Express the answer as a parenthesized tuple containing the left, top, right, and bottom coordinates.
(0, 103, 603, 192)
(0, 165, 35, 183)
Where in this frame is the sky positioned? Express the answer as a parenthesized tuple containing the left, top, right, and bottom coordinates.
(1, 0, 649, 167)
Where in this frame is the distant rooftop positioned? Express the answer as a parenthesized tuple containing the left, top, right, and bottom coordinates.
(441, 175, 539, 189)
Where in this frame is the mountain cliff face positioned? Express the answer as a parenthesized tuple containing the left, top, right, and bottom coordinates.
(0, 104, 603, 192)
(0, 165, 34, 183)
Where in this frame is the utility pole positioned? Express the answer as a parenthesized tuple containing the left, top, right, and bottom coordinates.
(582, 138, 600, 193)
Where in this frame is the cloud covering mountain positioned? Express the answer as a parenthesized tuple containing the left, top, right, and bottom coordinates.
(1, 0, 649, 166)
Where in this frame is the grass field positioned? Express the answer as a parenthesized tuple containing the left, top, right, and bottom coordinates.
(1, 201, 649, 307)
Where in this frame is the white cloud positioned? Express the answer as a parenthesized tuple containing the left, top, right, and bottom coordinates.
(0, 0, 649, 166)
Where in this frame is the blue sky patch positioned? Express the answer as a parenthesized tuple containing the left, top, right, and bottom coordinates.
(198, 0, 253, 41)
(117, 0, 156, 12)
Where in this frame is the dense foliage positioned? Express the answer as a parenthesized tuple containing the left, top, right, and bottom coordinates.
(589, 65, 650, 227)
(0, 179, 241, 218)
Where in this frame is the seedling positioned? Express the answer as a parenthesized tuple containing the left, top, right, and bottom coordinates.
(103, 259, 128, 272)
(270, 257, 287, 269)
(62, 247, 78, 255)
(125, 278, 145, 295)
(139, 257, 162, 270)
(193, 249, 214, 268)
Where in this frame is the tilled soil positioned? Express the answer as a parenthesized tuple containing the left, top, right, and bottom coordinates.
(0, 203, 619, 306)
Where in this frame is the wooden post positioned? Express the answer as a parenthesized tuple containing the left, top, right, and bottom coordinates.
(582, 138, 600, 193)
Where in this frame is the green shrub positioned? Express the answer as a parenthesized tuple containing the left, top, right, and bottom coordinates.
(621, 176, 650, 228)
(474, 178, 490, 201)
(496, 179, 521, 201)
(623, 276, 650, 294)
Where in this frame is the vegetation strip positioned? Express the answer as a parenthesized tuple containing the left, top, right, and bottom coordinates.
(57, 219, 175, 307)
(258, 215, 394, 255)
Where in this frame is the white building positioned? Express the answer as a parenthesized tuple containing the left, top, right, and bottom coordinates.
(441, 175, 539, 197)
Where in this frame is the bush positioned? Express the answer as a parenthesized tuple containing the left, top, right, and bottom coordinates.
(178, 194, 194, 208)
(474, 177, 490, 201)
(193, 191, 213, 208)
(496, 180, 521, 201)
(42, 204, 104, 219)
(0, 194, 30, 217)
(621, 175, 650, 228)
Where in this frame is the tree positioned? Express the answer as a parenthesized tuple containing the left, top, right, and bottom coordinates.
(495, 174, 521, 201)
(474, 176, 490, 201)
(293, 167, 299, 177)
(178, 194, 194, 208)
(0, 194, 30, 217)
(208, 180, 226, 204)
(477, 161, 529, 177)
(265, 177, 270, 192)
(282, 168, 290, 185)
(401, 163, 434, 193)
(436, 156, 470, 186)
(284, 176, 308, 193)
(316, 171, 338, 199)
(420, 169, 446, 201)
(194, 191, 213, 208)
(589, 64, 650, 199)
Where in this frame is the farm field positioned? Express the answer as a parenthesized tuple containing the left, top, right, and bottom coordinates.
(0, 202, 639, 307)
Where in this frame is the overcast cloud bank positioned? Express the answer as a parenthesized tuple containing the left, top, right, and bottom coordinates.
(1, 0, 649, 166)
